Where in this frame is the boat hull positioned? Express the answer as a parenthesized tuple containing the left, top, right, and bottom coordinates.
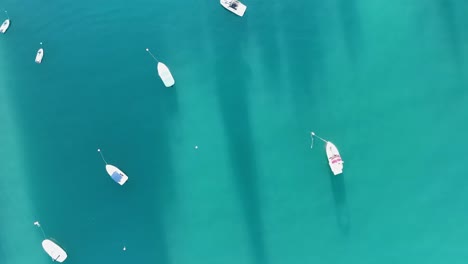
(106, 164, 129, 185)
(42, 239, 67, 263)
(157, 62, 175, 87)
(326, 141, 343, 175)
(220, 0, 247, 17)
(0, 19, 10, 33)
(35, 48, 44, 64)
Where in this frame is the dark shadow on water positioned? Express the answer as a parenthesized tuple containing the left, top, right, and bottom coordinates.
(246, 2, 282, 85)
(336, 0, 363, 66)
(329, 173, 351, 235)
(0, 242, 5, 263)
(117, 86, 178, 264)
(209, 15, 268, 264)
(437, 0, 464, 71)
(281, 2, 326, 114)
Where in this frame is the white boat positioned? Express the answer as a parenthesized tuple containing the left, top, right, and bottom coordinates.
(42, 239, 68, 262)
(157, 62, 175, 87)
(0, 19, 10, 34)
(35, 48, 44, 64)
(105, 164, 129, 185)
(220, 0, 247, 17)
(326, 141, 344, 175)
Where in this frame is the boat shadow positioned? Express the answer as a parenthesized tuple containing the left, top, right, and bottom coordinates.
(280, 1, 326, 116)
(209, 13, 268, 264)
(329, 172, 351, 235)
(119, 84, 179, 264)
(436, 0, 464, 75)
(336, 0, 363, 66)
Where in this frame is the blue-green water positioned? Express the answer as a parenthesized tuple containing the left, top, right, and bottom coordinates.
(1, 0, 468, 263)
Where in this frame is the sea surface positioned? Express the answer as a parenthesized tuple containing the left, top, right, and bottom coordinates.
(1, 0, 468, 263)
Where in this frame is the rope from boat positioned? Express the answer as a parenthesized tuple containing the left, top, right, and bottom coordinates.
(34, 221, 47, 239)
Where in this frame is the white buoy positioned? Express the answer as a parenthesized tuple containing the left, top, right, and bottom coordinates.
(195, 145, 198, 149)
(123, 246, 126, 251)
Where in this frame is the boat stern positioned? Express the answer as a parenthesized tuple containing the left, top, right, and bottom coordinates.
(42, 239, 68, 263)
(157, 62, 175, 87)
(106, 164, 129, 185)
(330, 164, 343, 175)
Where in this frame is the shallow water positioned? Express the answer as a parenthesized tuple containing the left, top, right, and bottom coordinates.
(1, 0, 468, 263)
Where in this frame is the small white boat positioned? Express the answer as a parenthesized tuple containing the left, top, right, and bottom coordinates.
(98, 149, 129, 185)
(326, 141, 344, 175)
(35, 48, 44, 64)
(157, 62, 175, 87)
(106, 164, 129, 185)
(220, 0, 247, 17)
(42, 239, 68, 262)
(0, 19, 10, 34)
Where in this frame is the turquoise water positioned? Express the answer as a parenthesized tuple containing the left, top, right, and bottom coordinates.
(1, 0, 468, 263)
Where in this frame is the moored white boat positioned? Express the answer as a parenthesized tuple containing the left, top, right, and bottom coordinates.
(105, 164, 129, 185)
(157, 62, 175, 87)
(220, 0, 247, 17)
(326, 141, 343, 175)
(311, 132, 344, 175)
(42, 239, 68, 262)
(98, 149, 129, 185)
(0, 19, 10, 34)
(35, 48, 44, 63)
